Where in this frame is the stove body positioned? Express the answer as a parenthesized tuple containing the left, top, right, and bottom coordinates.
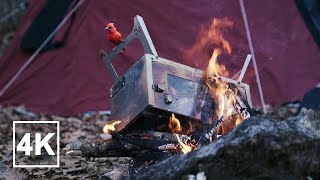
(111, 54, 211, 131)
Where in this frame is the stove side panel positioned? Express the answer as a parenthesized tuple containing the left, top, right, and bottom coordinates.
(111, 57, 149, 131)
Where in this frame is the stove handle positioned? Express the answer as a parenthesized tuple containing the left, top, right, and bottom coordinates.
(101, 15, 158, 82)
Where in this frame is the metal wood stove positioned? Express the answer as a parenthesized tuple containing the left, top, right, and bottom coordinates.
(101, 15, 253, 133)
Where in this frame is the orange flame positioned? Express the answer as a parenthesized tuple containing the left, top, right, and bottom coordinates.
(103, 120, 121, 134)
(185, 17, 245, 135)
(169, 113, 182, 133)
(199, 18, 239, 122)
(206, 18, 233, 78)
(185, 17, 235, 121)
(207, 48, 228, 77)
(168, 113, 193, 154)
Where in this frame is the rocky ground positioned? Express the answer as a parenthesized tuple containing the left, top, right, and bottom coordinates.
(136, 108, 320, 179)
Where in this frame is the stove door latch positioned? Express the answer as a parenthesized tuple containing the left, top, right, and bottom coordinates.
(152, 84, 165, 92)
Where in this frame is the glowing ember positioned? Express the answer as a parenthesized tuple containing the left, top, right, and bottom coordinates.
(103, 120, 121, 134)
(235, 116, 242, 126)
(175, 134, 192, 154)
(169, 113, 182, 133)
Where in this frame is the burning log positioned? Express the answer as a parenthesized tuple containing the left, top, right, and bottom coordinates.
(110, 131, 177, 151)
(200, 93, 215, 140)
(205, 115, 224, 141)
(204, 76, 261, 135)
(129, 131, 197, 149)
(63, 131, 195, 158)
(207, 77, 258, 118)
(224, 82, 259, 118)
(63, 138, 144, 158)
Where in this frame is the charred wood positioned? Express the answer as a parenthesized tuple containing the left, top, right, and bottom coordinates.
(205, 115, 224, 141)
(63, 138, 144, 158)
(225, 82, 259, 117)
(206, 77, 259, 118)
(63, 131, 195, 158)
(110, 132, 177, 151)
(200, 92, 215, 137)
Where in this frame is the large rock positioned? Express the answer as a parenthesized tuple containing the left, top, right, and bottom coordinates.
(134, 109, 320, 179)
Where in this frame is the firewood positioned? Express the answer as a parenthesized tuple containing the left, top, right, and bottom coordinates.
(110, 132, 177, 151)
(126, 131, 191, 142)
(63, 138, 144, 158)
(225, 82, 259, 118)
(63, 131, 195, 158)
(205, 115, 224, 141)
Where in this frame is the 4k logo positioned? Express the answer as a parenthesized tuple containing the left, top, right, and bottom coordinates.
(13, 121, 60, 167)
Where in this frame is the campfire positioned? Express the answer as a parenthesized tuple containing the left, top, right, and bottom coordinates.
(92, 15, 260, 174)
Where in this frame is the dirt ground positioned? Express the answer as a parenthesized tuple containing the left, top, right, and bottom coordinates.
(0, 106, 131, 179)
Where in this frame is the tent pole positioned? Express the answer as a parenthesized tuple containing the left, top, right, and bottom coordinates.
(0, 0, 85, 97)
(239, 0, 267, 114)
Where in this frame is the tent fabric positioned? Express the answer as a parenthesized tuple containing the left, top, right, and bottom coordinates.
(0, 0, 319, 115)
(20, 0, 75, 52)
(295, 0, 320, 47)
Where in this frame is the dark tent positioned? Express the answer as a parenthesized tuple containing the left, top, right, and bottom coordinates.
(0, 0, 319, 115)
